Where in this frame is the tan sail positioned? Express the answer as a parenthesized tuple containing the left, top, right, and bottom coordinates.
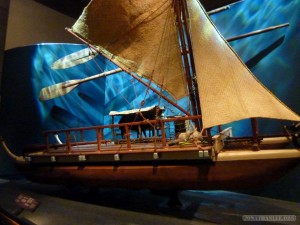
(187, 0, 300, 129)
(72, 0, 187, 100)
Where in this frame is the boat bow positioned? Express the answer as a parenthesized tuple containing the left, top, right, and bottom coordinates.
(0, 137, 25, 163)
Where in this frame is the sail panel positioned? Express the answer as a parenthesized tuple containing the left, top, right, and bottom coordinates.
(187, 0, 300, 129)
(72, 0, 188, 100)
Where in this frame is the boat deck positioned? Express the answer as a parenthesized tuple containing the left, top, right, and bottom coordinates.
(23, 116, 216, 164)
(45, 139, 205, 152)
(21, 115, 295, 164)
(26, 140, 213, 164)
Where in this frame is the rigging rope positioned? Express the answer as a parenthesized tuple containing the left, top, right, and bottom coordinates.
(140, 2, 175, 111)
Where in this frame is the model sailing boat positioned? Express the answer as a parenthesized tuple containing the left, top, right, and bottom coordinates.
(2, 0, 300, 190)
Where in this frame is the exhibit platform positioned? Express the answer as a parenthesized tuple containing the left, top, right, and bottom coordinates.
(0, 178, 299, 225)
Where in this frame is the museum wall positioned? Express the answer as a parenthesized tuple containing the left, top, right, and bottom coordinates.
(5, 0, 77, 50)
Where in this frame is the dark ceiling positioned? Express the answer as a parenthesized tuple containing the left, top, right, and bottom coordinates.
(34, 0, 240, 19)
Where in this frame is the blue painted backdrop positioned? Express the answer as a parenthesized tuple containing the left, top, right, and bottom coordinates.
(0, 0, 300, 200)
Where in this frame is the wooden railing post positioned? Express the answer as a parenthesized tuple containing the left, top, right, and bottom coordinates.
(125, 125, 131, 149)
(45, 133, 49, 152)
(80, 130, 84, 142)
(66, 131, 72, 153)
(251, 118, 260, 150)
(160, 121, 167, 147)
(96, 128, 102, 151)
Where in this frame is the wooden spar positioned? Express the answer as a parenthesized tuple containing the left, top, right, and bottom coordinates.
(227, 23, 290, 42)
(208, 0, 243, 15)
(208, 5, 230, 15)
(65, 68, 122, 87)
(175, 0, 202, 130)
(66, 28, 191, 116)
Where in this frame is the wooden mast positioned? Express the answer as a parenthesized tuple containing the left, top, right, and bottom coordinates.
(174, 0, 202, 130)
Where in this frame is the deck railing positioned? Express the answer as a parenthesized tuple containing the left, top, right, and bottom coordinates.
(43, 115, 202, 153)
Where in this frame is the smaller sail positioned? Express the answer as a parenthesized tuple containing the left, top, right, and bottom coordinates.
(187, 0, 300, 129)
(51, 48, 98, 70)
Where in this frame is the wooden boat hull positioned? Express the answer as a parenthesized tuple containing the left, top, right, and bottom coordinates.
(16, 150, 300, 190)
(2, 122, 299, 190)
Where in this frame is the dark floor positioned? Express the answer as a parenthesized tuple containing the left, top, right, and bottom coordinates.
(0, 178, 299, 225)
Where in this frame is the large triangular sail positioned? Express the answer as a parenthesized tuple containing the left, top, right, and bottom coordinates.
(71, 0, 300, 130)
(186, 0, 300, 129)
(71, 0, 187, 100)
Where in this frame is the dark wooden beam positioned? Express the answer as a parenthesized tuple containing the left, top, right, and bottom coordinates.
(201, 0, 241, 11)
(34, 0, 243, 19)
(33, 0, 88, 18)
